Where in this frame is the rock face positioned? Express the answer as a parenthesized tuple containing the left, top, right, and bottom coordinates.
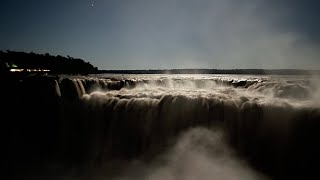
(2, 73, 320, 179)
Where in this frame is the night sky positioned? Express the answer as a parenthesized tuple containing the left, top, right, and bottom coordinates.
(0, 0, 319, 70)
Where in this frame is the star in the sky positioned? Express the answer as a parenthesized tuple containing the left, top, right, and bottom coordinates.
(90, 1, 95, 7)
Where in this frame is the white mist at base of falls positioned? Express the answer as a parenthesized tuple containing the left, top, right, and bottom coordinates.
(88, 128, 269, 180)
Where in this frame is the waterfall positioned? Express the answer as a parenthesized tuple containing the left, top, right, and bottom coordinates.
(3, 74, 320, 179)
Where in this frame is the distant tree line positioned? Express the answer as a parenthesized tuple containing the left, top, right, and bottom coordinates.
(0, 50, 98, 74)
(100, 68, 320, 75)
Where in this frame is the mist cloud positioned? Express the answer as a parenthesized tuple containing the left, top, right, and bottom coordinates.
(107, 128, 268, 180)
(115, 0, 320, 69)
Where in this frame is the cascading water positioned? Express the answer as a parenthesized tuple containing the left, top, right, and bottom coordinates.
(3, 74, 320, 180)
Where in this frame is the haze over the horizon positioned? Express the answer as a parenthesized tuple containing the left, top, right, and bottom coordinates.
(1, 0, 320, 70)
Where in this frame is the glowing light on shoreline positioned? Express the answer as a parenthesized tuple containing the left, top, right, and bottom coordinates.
(10, 69, 50, 72)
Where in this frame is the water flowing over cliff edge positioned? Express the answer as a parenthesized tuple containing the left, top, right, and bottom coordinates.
(3, 74, 320, 180)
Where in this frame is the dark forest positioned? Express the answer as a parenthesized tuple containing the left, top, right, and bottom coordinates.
(0, 50, 98, 75)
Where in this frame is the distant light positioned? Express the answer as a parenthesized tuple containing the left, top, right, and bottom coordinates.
(10, 69, 50, 72)
(10, 69, 24, 72)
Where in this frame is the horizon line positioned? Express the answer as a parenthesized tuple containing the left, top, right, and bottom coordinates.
(99, 68, 320, 71)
